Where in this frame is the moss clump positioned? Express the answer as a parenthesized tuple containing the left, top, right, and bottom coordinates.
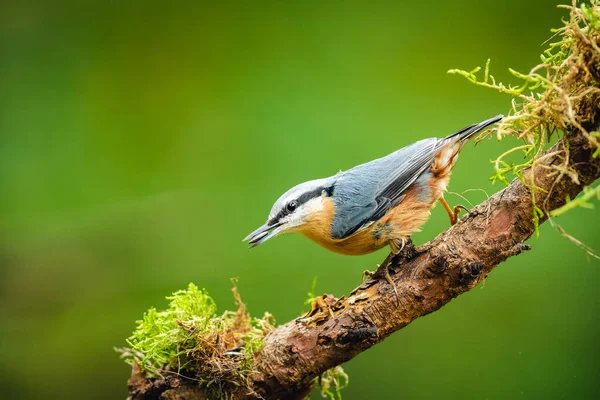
(117, 282, 275, 398)
(118, 280, 350, 399)
(449, 0, 600, 256)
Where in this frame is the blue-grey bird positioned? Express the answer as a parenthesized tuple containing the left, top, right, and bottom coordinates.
(244, 115, 503, 294)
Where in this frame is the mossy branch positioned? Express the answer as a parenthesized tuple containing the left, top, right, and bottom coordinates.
(449, 0, 600, 238)
(124, 2, 600, 399)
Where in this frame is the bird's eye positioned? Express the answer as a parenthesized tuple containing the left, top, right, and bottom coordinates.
(286, 200, 298, 212)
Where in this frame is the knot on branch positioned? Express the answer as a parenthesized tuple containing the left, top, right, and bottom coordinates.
(336, 326, 379, 345)
(459, 262, 483, 284)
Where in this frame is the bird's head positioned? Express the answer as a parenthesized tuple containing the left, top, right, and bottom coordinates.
(243, 177, 335, 248)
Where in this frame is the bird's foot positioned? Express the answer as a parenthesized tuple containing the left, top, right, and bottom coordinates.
(440, 197, 470, 225)
(362, 268, 375, 281)
(452, 204, 470, 224)
(378, 262, 400, 306)
(363, 260, 400, 306)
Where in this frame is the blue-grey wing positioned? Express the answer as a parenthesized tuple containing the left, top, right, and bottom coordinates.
(331, 138, 439, 239)
(330, 115, 503, 239)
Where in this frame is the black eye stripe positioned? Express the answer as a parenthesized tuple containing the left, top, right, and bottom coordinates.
(270, 184, 334, 224)
(296, 185, 334, 205)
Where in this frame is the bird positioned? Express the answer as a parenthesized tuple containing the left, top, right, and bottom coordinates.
(243, 115, 503, 299)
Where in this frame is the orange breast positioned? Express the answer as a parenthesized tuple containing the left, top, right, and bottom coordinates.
(304, 223, 391, 256)
(293, 197, 387, 255)
(295, 191, 431, 256)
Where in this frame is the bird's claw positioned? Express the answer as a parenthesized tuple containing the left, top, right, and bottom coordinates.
(452, 204, 471, 223)
(362, 266, 378, 282)
(440, 197, 470, 225)
(362, 262, 400, 306)
(379, 263, 400, 306)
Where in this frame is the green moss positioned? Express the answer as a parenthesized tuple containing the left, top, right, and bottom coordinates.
(117, 282, 274, 398)
(119, 282, 351, 399)
(449, 1, 600, 249)
(123, 284, 217, 372)
(551, 184, 600, 217)
(118, 280, 351, 399)
(314, 366, 349, 400)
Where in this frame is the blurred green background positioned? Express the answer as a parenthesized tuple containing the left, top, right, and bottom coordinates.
(1, 1, 599, 399)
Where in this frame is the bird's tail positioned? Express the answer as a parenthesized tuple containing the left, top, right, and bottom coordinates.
(429, 114, 504, 180)
(446, 114, 504, 142)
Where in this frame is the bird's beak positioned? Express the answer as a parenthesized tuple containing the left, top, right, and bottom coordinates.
(243, 222, 284, 248)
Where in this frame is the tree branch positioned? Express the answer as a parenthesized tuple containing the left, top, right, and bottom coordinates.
(128, 119, 600, 399)
(250, 119, 600, 399)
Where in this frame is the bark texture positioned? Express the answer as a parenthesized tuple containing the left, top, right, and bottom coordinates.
(128, 117, 600, 399)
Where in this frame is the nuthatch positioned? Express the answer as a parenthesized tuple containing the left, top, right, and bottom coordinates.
(244, 115, 503, 297)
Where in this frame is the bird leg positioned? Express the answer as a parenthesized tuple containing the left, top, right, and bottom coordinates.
(439, 196, 469, 225)
(361, 252, 394, 282)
